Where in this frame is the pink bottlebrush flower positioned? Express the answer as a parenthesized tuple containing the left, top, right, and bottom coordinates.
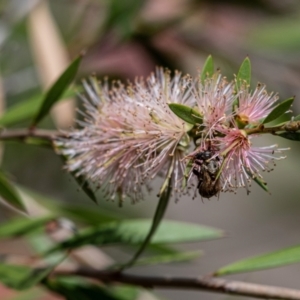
(214, 125, 288, 193)
(235, 83, 279, 126)
(55, 69, 194, 203)
(194, 73, 236, 137)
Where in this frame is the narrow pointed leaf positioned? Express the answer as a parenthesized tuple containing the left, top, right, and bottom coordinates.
(233, 57, 251, 110)
(246, 170, 269, 193)
(122, 160, 174, 269)
(182, 160, 193, 190)
(0, 89, 78, 127)
(169, 103, 202, 125)
(201, 55, 214, 82)
(46, 277, 139, 300)
(72, 173, 97, 203)
(263, 97, 294, 124)
(0, 255, 64, 290)
(31, 54, 83, 127)
(236, 57, 251, 89)
(124, 250, 201, 267)
(0, 264, 48, 290)
(216, 244, 300, 276)
(0, 172, 26, 212)
(264, 113, 292, 127)
(43, 219, 223, 254)
(252, 176, 269, 193)
(49, 203, 120, 225)
(277, 132, 300, 141)
(0, 216, 54, 238)
(293, 114, 300, 121)
(9, 288, 44, 300)
(60, 155, 97, 203)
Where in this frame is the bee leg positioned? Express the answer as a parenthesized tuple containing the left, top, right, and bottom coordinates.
(193, 169, 200, 176)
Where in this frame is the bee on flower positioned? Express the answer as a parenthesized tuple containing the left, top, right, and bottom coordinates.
(57, 56, 294, 202)
(184, 60, 290, 198)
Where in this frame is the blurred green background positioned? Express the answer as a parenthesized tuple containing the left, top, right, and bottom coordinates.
(1, 0, 300, 299)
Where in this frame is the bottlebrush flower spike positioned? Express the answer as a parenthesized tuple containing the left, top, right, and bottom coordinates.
(235, 83, 279, 126)
(194, 72, 236, 136)
(214, 124, 288, 194)
(55, 69, 194, 203)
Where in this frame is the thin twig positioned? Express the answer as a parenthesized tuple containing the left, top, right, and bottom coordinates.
(0, 129, 62, 142)
(54, 268, 300, 300)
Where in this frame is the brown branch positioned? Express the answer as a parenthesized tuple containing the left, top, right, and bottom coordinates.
(0, 129, 62, 142)
(54, 268, 300, 300)
(245, 121, 300, 136)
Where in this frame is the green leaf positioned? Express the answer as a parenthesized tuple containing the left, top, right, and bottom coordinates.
(9, 288, 44, 300)
(104, 0, 146, 39)
(44, 219, 223, 255)
(0, 172, 26, 212)
(0, 257, 64, 290)
(59, 155, 97, 203)
(277, 132, 300, 141)
(182, 160, 193, 190)
(245, 169, 269, 193)
(236, 57, 251, 89)
(0, 89, 77, 127)
(46, 277, 139, 300)
(252, 176, 269, 193)
(122, 158, 174, 269)
(293, 114, 300, 121)
(48, 203, 120, 225)
(169, 103, 202, 125)
(124, 250, 201, 267)
(249, 19, 300, 51)
(0, 216, 54, 238)
(31, 54, 83, 127)
(216, 244, 300, 276)
(200, 55, 214, 82)
(72, 174, 97, 203)
(263, 97, 294, 124)
(264, 112, 292, 127)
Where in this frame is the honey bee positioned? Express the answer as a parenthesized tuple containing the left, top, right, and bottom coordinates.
(192, 149, 221, 199)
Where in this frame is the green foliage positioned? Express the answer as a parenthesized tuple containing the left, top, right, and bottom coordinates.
(168, 103, 202, 125)
(43, 219, 222, 255)
(200, 55, 214, 82)
(293, 114, 300, 121)
(263, 97, 294, 124)
(233, 57, 251, 109)
(0, 89, 77, 127)
(9, 288, 44, 300)
(122, 160, 174, 268)
(0, 256, 63, 290)
(277, 132, 300, 141)
(0, 172, 26, 213)
(48, 202, 120, 225)
(31, 54, 83, 127)
(249, 19, 300, 50)
(245, 169, 269, 193)
(0, 216, 53, 238)
(264, 113, 292, 127)
(216, 244, 300, 276)
(182, 160, 193, 190)
(59, 155, 97, 203)
(46, 277, 140, 300)
(70, 173, 97, 203)
(123, 250, 202, 267)
(236, 57, 251, 90)
(103, 0, 146, 39)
